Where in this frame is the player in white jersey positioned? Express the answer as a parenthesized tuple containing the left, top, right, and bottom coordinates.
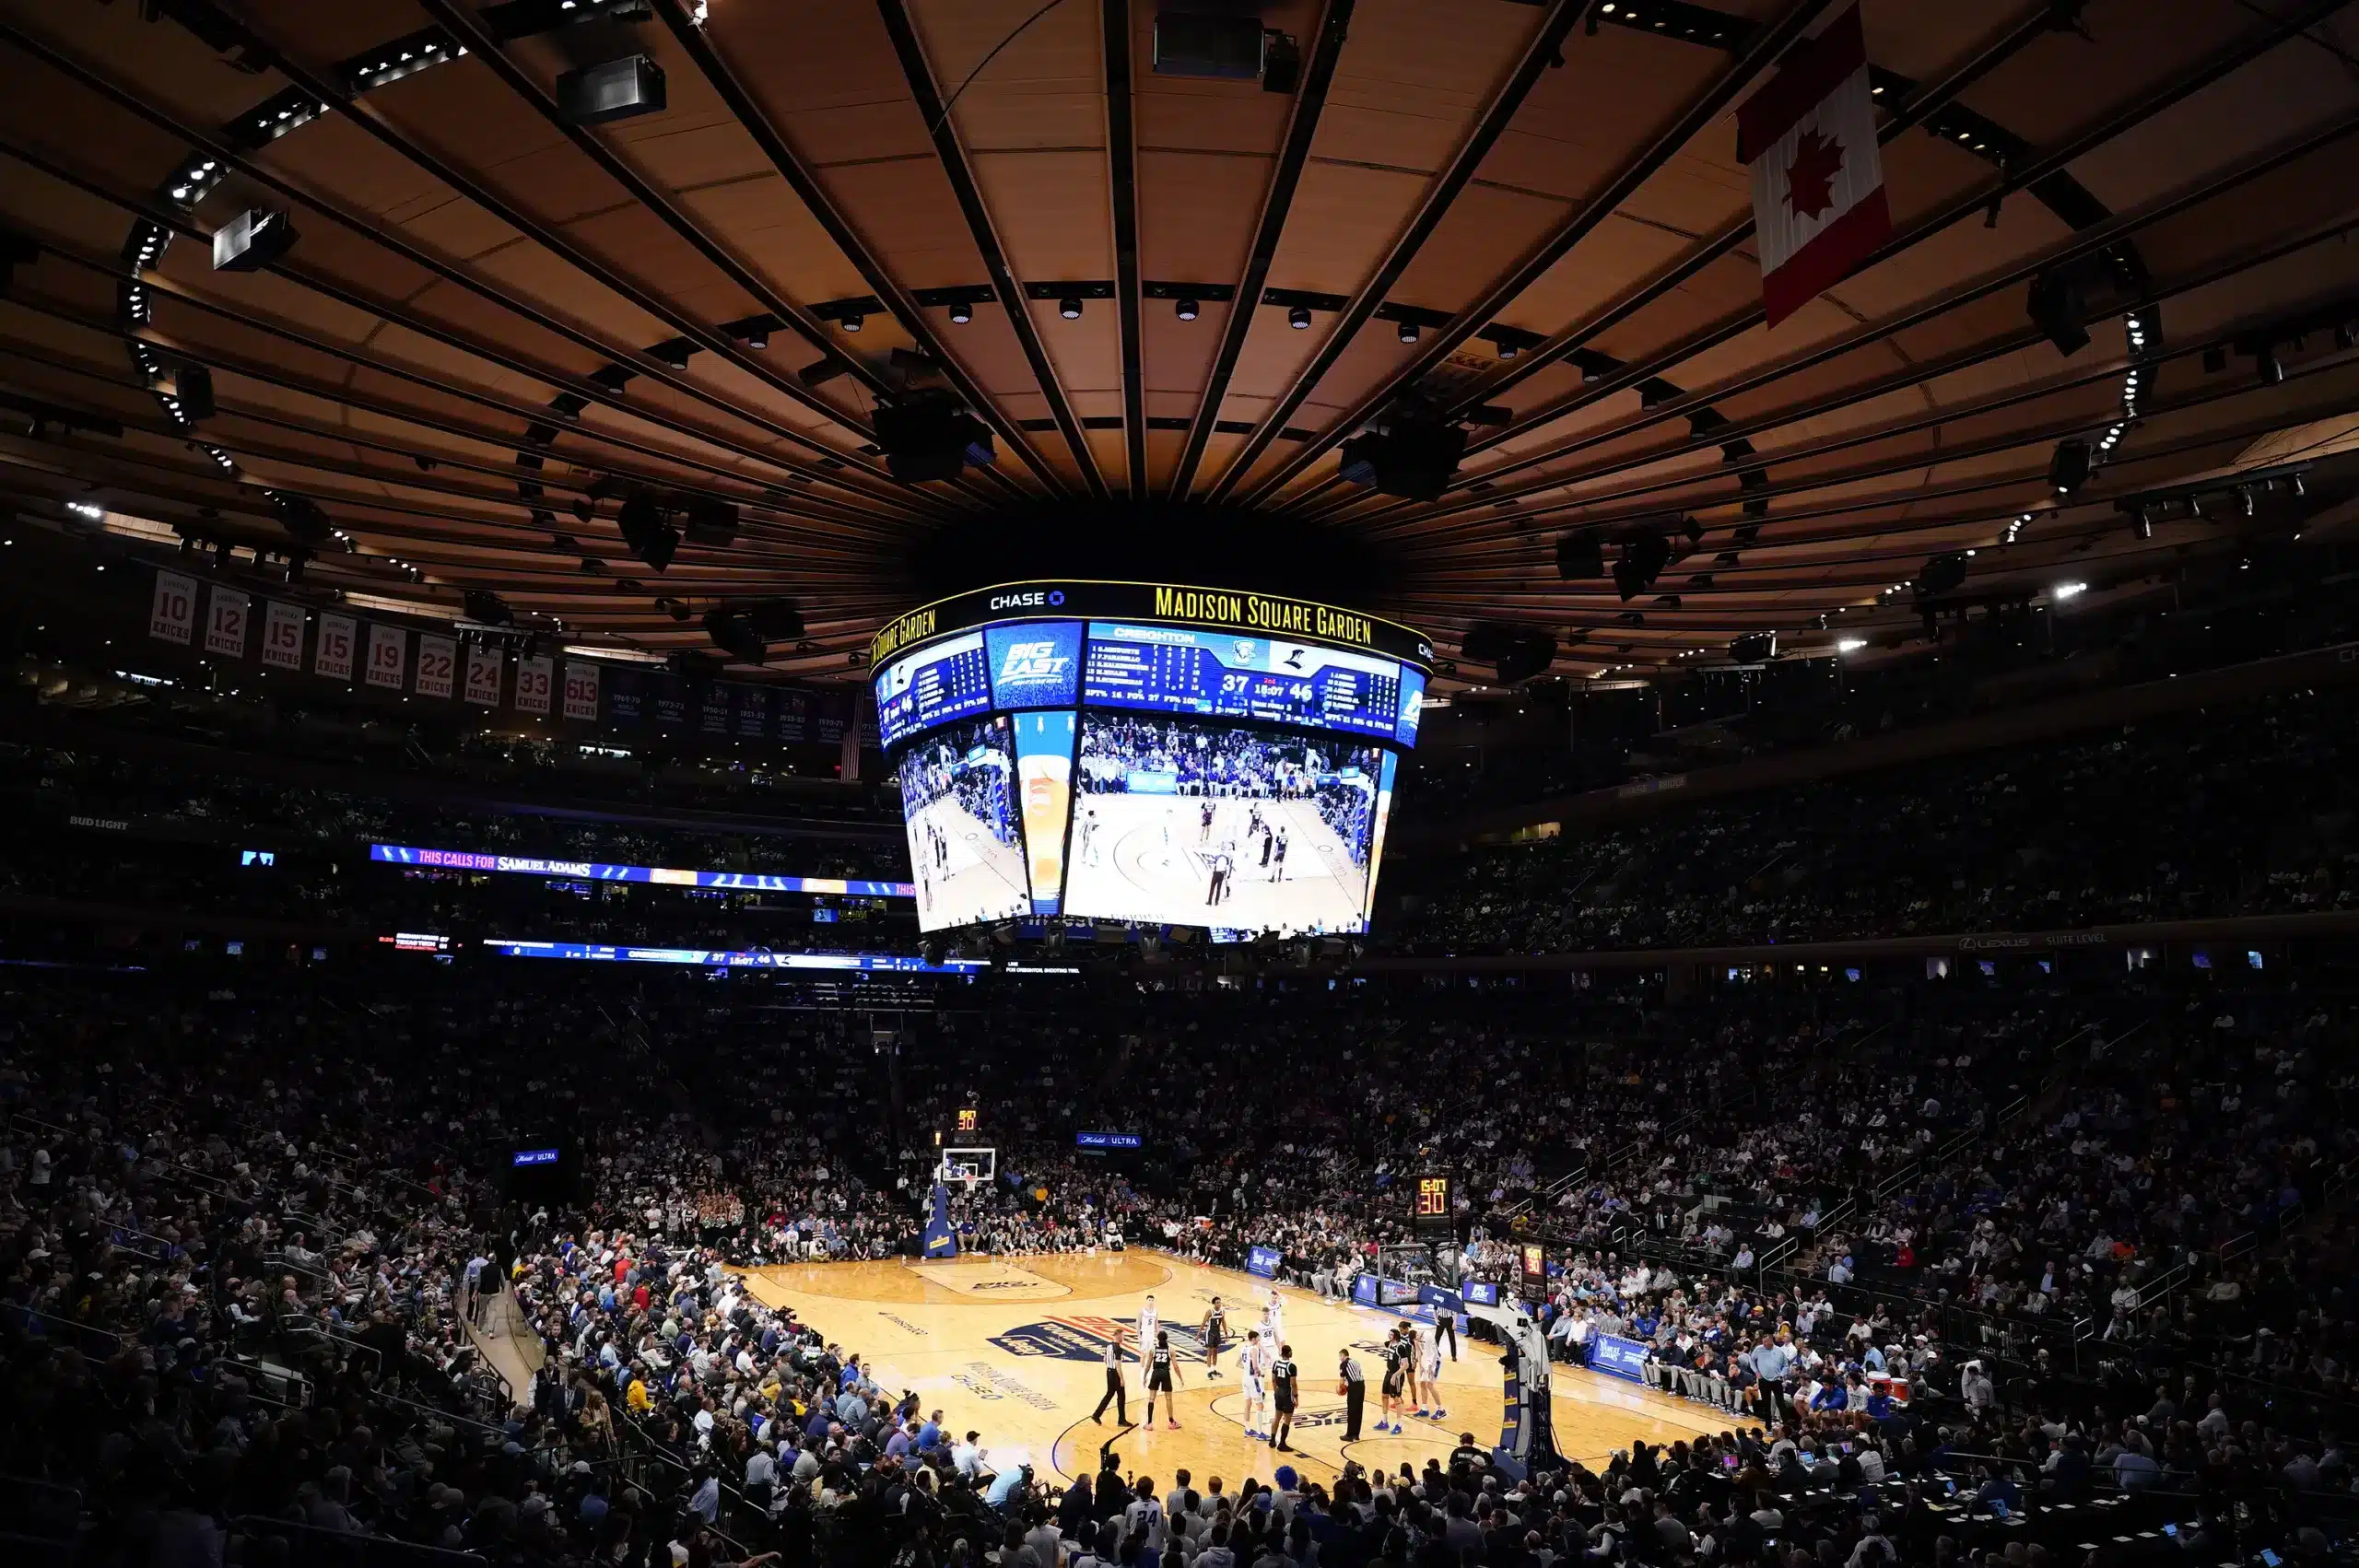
(1260, 1288, 1284, 1355)
(1239, 1328, 1270, 1440)
(1136, 1294, 1159, 1367)
(1414, 1322, 1447, 1418)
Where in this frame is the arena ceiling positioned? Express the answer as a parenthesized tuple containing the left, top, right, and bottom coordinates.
(2, 0, 2358, 690)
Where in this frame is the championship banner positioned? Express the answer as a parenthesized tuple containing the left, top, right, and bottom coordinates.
(315, 613, 357, 681)
(149, 569, 197, 645)
(203, 587, 251, 658)
(464, 642, 503, 706)
(561, 660, 599, 722)
(515, 654, 553, 716)
(260, 600, 305, 671)
(416, 633, 456, 698)
(364, 622, 407, 690)
(1738, 6, 1890, 328)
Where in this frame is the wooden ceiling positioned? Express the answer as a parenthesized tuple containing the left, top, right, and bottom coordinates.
(2, 0, 2357, 689)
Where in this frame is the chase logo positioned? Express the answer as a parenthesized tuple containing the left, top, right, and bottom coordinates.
(998, 640, 1071, 685)
(989, 590, 1066, 610)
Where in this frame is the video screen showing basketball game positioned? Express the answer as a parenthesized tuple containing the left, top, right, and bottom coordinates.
(1065, 714, 1385, 935)
(897, 715, 1030, 931)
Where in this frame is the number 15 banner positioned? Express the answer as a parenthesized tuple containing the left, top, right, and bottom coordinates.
(261, 601, 306, 671)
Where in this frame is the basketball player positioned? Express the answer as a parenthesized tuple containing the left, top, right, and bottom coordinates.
(1200, 800, 1215, 844)
(1260, 1287, 1285, 1354)
(1201, 1297, 1227, 1380)
(1239, 1328, 1269, 1441)
(1269, 1341, 1298, 1452)
(1378, 1323, 1409, 1433)
(1414, 1321, 1446, 1419)
(1272, 828, 1289, 883)
(1137, 1294, 1159, 1366)
(1144, 1328, 1183, 1430)
(1079, 806, 1100, 866)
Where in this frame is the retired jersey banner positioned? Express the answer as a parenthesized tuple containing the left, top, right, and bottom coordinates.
(365, 622, 407, 690)
(515, 654, 554, 716)
(315, 613, 358, 681)
(149, 569, 197, 645)
(260, 601, 305, 671)
(464, 642, 503, 707)
(1738, 6, 1889, 328)
(561, 660, 599, 722)
(416, 634, 457, 699)
(203, 587, 251, 659)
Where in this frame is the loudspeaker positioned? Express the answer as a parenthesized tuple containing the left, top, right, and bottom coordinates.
(557, 55, 666, 125)
(1555, 532, 1603, 579)
(1729, 631, 1778, 663)
(1462, 622, 1556, 684)
(2049, 439, 2093, 496)
(1153, 12, 1264, 77)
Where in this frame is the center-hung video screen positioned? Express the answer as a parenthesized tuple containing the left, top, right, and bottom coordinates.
(1065, 716, 1384, 935)
(898, 716, 1030, 930)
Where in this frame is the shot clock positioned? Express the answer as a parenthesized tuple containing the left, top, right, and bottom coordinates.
(1413, 1172, 1453, 1239)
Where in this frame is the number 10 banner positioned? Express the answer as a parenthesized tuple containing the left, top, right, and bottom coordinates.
(149, 569, 197, 645)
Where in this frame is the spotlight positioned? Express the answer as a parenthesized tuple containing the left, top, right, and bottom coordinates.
(1396, 321, 1419, 345)
(1288, 305, 1311, 331)
(948, 301, 973, 324)
(1730, 631, 1778, 663)
(745, 326, 769, 350)
(1498, 340, 1520, 359)
(1175, 298, 1200, 322)
(2048, 439, 2093, 497)
(1915, 552, 1969, 597)
(703, 600, 801, 665)
(1059, 298, 1083, 320)
(840, 313, 864, 333)
(2256, 345, 2283, 385)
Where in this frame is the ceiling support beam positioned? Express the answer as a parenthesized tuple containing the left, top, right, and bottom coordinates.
(647, 0, 1058, 499)
(1223, 0, 1840, 507)
(1166, 0, 1354, 501)
(874, 0, 1107, 498)
(1101, 0, 1147, 498)
(1199, 0, 1590, 504)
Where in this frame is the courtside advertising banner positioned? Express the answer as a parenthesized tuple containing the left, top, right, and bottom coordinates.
(149, 569, 197, 645)
(364, 622, 407, 690)
(515, 655, 553, 716)
(1247, 1246, 1284, 1279)
(416, 634, 457, 699)
(203, 587, 250, 659)
(1590, 1333, 1650, 1384)
(315, 613, 357, 681)
(464, 642, 503, 706)
(260, 600, 305, 671)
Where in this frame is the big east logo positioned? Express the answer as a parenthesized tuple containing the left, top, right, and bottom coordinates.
(999, 641, 1071, 685)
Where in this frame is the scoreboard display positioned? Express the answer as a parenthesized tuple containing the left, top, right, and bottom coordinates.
(874, 630, 992, 750)
(1082, 623, 1406, 741)
(956, 1107, 978, 1134)
(1414, 1172, 1453, 1239)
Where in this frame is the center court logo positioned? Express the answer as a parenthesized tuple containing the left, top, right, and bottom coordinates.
(989, 1315, 1209, 1363)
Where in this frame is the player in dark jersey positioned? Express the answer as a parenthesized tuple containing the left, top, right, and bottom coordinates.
(1201, 1298, 1227, 1379)
(1379, 1322, 1410, 1433)
(1145, 1328, 1183, 1430)
(1272, 828, 1289, 882)
(1269, 1341, 1299, 1451)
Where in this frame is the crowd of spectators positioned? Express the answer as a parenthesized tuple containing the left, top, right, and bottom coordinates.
(1397, 690, 2359, 954)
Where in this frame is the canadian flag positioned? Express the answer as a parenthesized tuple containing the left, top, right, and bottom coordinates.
(1738, 6, 1891, 328)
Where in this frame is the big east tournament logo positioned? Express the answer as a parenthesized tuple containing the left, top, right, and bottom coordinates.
(989, 1315, 1211, 1363)
(999, 640, 1071, 687)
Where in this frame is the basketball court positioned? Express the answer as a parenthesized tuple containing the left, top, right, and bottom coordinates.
(1063, 795, 1369, 932)
(734, 1252, 1730, 1491)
